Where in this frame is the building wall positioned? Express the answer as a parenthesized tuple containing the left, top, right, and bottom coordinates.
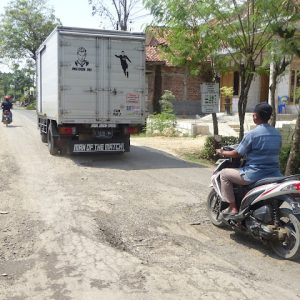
(247, 74, 261, 111)
(220, 72, 262, 112)
(277, 67, 290, 100)
(146, 66, 156, 114)
(161, 66, 203, 100)
(146, 65, 204, 115)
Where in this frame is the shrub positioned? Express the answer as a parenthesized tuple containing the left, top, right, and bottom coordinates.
(147, 112, 176, 135)
(279, 144, 300, 174)
(198, 136, 239, 161)
(146, 90, 177, 136)
(199, 136, 300, 172)
(159, 90, 175, 113)
(26, 101, 36, 110)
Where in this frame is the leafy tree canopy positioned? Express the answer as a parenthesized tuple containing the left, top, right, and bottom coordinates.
(144, 1, 220, 77)
(0, 62, 34, 98)
(144, 0, 299, 139)
(0, 0, 61, 61)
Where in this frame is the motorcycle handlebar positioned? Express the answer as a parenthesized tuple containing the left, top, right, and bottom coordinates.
(222, 144, 239, 151)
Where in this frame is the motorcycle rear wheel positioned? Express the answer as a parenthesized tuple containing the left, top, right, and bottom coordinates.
(269, 208, 300, 260)
(207, 190, 225, 227)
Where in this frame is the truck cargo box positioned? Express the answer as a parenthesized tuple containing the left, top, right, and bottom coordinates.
(36, 26, 146, 125)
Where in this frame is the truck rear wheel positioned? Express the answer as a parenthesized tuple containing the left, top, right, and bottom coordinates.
(41, 132, 47, 143)
(47, 127, 59, 155)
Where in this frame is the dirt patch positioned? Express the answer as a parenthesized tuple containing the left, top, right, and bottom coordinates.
(131, 136, 207, 157)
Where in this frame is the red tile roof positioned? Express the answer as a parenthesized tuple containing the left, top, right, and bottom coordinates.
(146, 46, 165, 63)
(146, 36, 170, 65)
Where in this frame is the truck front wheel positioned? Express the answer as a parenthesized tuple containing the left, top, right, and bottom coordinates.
(47, 127, 59, 155)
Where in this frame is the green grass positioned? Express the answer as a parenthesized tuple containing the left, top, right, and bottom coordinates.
(179, 152, 214, 167)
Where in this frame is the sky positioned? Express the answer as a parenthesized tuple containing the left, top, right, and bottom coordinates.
(0, 0, 152, 72)
(0, 0, 151, 31)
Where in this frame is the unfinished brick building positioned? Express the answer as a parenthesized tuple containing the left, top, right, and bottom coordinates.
(145, 34, 206, 116)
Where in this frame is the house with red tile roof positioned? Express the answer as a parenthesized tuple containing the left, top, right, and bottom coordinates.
(145, 33, 207, 115)
(145, 25, 300, 116)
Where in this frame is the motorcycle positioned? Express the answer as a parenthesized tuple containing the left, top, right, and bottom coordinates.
(2, 110, 12, 126)
(207, 146, 300, 260)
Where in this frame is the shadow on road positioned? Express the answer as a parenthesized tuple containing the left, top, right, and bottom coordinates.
(230, 231, 300, 263)
(69, 145, 208, 170)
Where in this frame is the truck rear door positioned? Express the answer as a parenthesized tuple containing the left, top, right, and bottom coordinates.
(60, 34, 97, 121)
(108, 38, 145, 123)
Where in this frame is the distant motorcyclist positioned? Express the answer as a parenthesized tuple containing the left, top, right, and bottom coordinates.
(1, 95, 13, 122)
(216, 102, 282, 216)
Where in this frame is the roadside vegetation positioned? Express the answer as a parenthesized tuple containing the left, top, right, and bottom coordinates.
(146, 90, 178, 136)
(145, 94, 296, 171)
(0, 0, 299, 174)
(177, 135, 296, 172)
(0, 0, 60, 108)
(144, 0, 300, 175)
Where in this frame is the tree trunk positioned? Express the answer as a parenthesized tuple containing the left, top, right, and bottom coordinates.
(269, 80, 277, 127)
(285, 111, 300, 175)
(212, 112, 218, 136)
(269, 57, 290, 127)
(238, 71, 254, 141)
(269, 59, 277, 127)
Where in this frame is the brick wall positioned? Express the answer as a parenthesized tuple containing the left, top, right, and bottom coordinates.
(146, 64, 204, 115)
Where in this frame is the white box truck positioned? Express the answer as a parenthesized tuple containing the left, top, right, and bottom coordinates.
(36, 26, 146, 155)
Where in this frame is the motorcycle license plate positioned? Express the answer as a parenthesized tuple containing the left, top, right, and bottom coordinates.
(291, 202, 300, 214)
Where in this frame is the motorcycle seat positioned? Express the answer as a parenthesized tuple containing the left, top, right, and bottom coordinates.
(249, 176, 286, 188)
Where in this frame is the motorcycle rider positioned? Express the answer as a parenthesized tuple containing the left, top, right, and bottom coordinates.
(1, 95, 13, 122)
(216, 102, 282, 216)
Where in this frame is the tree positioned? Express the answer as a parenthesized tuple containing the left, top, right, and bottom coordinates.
(144, 2, 221, 135)
(145, 0, 298, 140)
(0, 63, 35, 100)
(267, 53, 291, 127)
(0, 0, 61, 62)
(208, 0, 299, 140)
(88, 0, 148, 31)
(264, 3, 300, 127)
(268, 3, 300, 175)
(0, 72, 13, 95)
(276, 23, 300, 175)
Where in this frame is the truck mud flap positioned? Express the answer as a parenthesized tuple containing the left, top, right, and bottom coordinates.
(70, 140, 130, 154)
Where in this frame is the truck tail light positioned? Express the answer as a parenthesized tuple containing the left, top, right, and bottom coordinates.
(58, 127, 76, 135)
(128, 127, 138, 134)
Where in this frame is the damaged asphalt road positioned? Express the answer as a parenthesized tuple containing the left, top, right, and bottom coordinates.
(0, 109, 300, 300)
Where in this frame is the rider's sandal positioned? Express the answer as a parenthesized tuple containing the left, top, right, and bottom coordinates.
(221, 207, 238, 220)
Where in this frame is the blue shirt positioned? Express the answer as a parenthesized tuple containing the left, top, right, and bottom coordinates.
(1, 101, 12, 111)
(236, 124, 282, 183)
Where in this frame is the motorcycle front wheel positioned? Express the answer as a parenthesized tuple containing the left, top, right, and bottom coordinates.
(269, 208, 300, 260)
(207, 189, 225, 227)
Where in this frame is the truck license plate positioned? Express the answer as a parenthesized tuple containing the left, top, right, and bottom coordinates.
(73, 143, 125, 152)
